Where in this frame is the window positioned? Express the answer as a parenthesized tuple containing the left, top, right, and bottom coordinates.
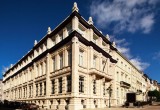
(52, 57, 56, 71)
(79, 50, 83, 66)
(36, 84, 38, 96)
(93, 80, 96, 94)
(60, 54, 63, 69)
(51, 37, 56, 46)
(93, 34, 98, 44)
(103, 82, 105, 95)
(44, 82, 46, 95)
(68, 49, 72, 66)
(59, 32, 63, 41)
(93, 56, 97, 68)
(117, 72, 119, 82)
(79, 76, 84, 93)
(23, 88, 25, 98)
(51, 80, 55, 94)
(67, 24, 72, 35)
(117, 88, 119, 98)
(29, 86, 31, 97)
(58, 78, 62, 93)
(40, 83, 42, 95)
(102, 60, 106, 71)
(67, 75, 71, 92)
(39, 63, 42, 76)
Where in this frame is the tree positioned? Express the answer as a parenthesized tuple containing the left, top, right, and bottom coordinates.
(148, 90, 160, 102)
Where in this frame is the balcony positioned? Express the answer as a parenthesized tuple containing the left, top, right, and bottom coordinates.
(120, 81, 131, 88)
(89, 68, 112, 80)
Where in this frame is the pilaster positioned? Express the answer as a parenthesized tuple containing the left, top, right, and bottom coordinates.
(72, 16, 79, 31)
(46, 53, 51, 97)
(71, 36, 79, 96)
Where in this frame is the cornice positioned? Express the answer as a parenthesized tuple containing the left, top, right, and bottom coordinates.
(3, 30, 117, 83)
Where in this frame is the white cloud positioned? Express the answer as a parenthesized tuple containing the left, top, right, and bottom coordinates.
(90, 0, 158, 34)
(140, 15, 155, 33)
(130, 58, 150, 71)
(113, 37, 150, 71)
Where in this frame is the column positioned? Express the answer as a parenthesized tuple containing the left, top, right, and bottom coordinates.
(71, 36, 79, 96)
(64, 49, 68, 67)
(90, 47, 93, 68)
(46, 53, 51, 97)
(33, 63, 36, 98)
(99, 53, 102, 71)
(72, 16, 79, 31)
(69, 36, 80, 110)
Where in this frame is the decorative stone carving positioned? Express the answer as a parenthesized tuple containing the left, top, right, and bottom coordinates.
(34, 40, 37, 46)
(106, 34, 110, 41)
(88, 17, 93, 25)
(47, 27, 51, 34)
(72, 2, 79, 12)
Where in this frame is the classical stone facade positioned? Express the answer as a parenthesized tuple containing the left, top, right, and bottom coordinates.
(2, 2, 159, 110)
(0, 79, 3, 100)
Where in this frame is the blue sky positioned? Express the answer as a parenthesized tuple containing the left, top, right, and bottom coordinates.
(0, 0, 160, 82)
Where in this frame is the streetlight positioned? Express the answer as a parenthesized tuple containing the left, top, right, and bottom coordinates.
(107, 84, 112, 108)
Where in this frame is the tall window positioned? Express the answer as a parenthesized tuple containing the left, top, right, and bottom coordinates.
(60, 54, 63, 69)
(67, 75, 71, 92)
(36, 84, 38, 96)
(52, 57, 56, 71)
(40, 83, 42, 95)
(93, 80, 96, 94)
(102, 60, 106, 71)
(68, 49, 72, 66)
(23, 88, 25, 98)
(52, 80, 55, 94)
(103, 82, 105, 95)
(39, 63, 42, 76)
(79, 50, 83, 66)
(44, 82, 46, 95)
(29, 86, 31, 97)
(117, 72, 119, 82)
(117, 88, 119, 98)
(58, 78, 62, 93)
(93, 56, 97, 68)
(79, 76, 84, 93)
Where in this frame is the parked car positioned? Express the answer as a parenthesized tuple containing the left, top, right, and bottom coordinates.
(23, 103, 39, 110)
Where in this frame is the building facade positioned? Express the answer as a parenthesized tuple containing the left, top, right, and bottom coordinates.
(2, 2, 159, 110)
(0, 79, 3, 100)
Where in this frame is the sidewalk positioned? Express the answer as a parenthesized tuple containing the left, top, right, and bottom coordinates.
(83, 107, 145, 110)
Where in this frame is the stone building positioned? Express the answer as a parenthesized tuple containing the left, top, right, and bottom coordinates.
(2, 2, 159, 110)
(0, 79, 3, 100)
(3, 3, 117, 110)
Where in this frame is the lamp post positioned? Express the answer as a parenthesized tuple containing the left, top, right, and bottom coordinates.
(107, 84, 112, 108)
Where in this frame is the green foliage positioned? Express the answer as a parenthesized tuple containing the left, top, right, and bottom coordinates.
(148, 90, 160, 101)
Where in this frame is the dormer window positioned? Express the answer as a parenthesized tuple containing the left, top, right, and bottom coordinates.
(67, 23, 72, 35)
(59, 31, 63, 41)
(93, 34, 98, 44)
